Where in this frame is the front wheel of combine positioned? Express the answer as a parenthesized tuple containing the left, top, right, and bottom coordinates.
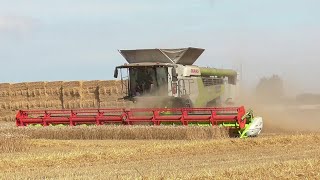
(206, 97, 222, 107)
(171, 97, 193, 108)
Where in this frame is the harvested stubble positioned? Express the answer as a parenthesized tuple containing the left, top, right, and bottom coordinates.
(2, 126, 230, 140)
(0, 133, 319, 179)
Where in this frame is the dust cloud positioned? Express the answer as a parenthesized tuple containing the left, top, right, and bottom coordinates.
(131, 74, 320, 133)
(238, 75, 320, 133)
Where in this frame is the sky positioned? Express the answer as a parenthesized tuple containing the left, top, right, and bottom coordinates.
(0, 0, 319, 93)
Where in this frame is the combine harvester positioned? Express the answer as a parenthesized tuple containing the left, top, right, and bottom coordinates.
(16, 47, 263, 138)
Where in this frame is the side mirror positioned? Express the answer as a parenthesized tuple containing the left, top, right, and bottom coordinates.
(113, 68, 118, 78)
(172, 68, 178, 81)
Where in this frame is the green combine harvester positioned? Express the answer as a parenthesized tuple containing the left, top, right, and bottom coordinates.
(16, 47, 263, 138)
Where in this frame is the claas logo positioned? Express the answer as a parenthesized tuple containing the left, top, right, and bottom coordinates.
(191, 69, 199, 74)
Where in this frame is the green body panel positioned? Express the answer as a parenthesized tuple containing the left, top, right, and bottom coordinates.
(193, 78, 225, 107)
(199, 67, 237, 77)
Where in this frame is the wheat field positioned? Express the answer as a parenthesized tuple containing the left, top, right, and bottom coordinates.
(0, 123, 319, 180)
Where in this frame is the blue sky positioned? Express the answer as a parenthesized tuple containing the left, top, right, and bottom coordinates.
(0, 0, 319, 92)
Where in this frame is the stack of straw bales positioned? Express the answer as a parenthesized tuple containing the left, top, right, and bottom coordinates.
(10, 83, 29, 110)
(97, 80, 132, 108)
(61, 81, 82, 109)
(80, 80, 100, 108)
(26, 82, 47, 109)
(0, 83, 10, 110)
(0, 83, 13, 121)
(0, 80, 128, 121)
(45, 81, 63, 109)
(99, 80, 121, 108)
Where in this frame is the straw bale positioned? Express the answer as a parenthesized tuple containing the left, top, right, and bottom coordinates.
(99, 83, 123, 96)
(111, 86, 121, 95)
(26, 82, 46, 98)
(99, 101, 119, 108)
(46, 81, 63, 97)
(0, 84, 11, 110)
(0, 92, 10, 101)
(10, 83, 28, 101)
(81, 100, 98, 108)
(0, 83, 11, 98)
(10, 101, 30, 110)
(99, 87, 112, 96)
(64, 100, 82, 109)
(10, 82, 28, 92)
(0, 83, 11, 89)
(98, 80, 118, 88)
(63, 87, 81, 98)
(28, 100, 46, 109)
(45, 100, 62, 109)
(46, 81, 63, 89)
(45, 89, 61, 99)
(45, 81, 63, 109)
(62, 81, 82, 88)
(100, 95, 120, 101)
(82, 80, 100, 90)
(81, 81, 99, 101)
(62, 81, 82, 100)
